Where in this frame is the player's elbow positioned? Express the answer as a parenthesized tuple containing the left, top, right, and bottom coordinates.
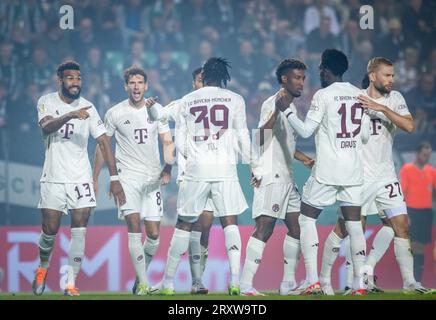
(404, 122, 415, 133)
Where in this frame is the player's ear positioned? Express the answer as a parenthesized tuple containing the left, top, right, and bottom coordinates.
(281, 75, 287, 84)
(144, 82, 148, 91)
(124, 83, 128, 92)
(368, 72, 376, 83)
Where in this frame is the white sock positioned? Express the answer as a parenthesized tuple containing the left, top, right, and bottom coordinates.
(282, 235, 300, 284)
(224, 225, 242, 286)
(163, 228, 190, 289)
(68, 228, 87, 285)
(345, 221, 366, 290)
(143, 236, 160, 271)
(39, 232, 56, 269)
(240, 236, 265, 288)
(298, 214, 319, 284)
(128, 233, 147, 285)
(394, 237, 416, 286)
(320, 230, 342, 284)
(344, 237, 354, 289)
(189, 231, 202, 283)
(200, 245, 208, 275)
(366, 226, 394, 269)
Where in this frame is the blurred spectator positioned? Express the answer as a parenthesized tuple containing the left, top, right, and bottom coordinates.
(406, 72, 436, 134)
(375, 18, 410, 62)
(147, 68, 172, 106)
(258, 41, 281, 84)
(38, 19, 72, 63)
(7, 83, 42, 164)
(395, 47, 419, 94)
(82, 47, 111, 92)
(215, 0, 239, 39)
(347, 40, 373, 86)
(0, 81, 7, 130)
(232, 39, 259, 95)
(306, 16, 338, 86)
(278, 0, 307, 30)
(189, 40, 214, 72)
(125, 40, 148, 69)
(24, 47, 52, 91)
(273, 20, 305, 58)
(0, 0, 433, 167)
(156, 45, 183, 98)
(94, 0, 123, 52)
(83, 75, 111, 116)
(400, 142, 436, 283)
(118, 0, 149, 46)
(337, 20, 360, 61)
(0, 42, 20, 102)
(424, 48, 436, 79)
(401, 0, 434, 59)
(304, 0, 340, 36)
(306, 16, 338, 56)
(71, 17, 99, 63)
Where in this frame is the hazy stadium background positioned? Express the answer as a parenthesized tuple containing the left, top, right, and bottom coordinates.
(0, 0, 435, 293)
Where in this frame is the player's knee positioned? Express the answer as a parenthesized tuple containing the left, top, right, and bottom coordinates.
(253, 225, 273, 242)
(43, 224, 58, 236)
(394, 224, 409, 239)
(288, 225, 300, 239)
(147, 230, 160, 240)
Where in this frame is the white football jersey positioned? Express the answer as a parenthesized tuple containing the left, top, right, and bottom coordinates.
(37, 92, 106, 183)
(257, 92, 297, 185)
(307, 82, 365, 186)
(362, 90, 410, 182)
(177, 86, 251, 181)
(105, 99, 170, 181)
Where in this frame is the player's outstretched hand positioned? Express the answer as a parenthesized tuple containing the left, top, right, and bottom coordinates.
(275, 88, 294, 112)
(357, 95, 385, 112)
(251, 173, 262, 188)
(145, 96, 158, 108)
(303, 158, 315, 168)
(110, 180, 126, 206)
(69, 106, 91, 120)
(161, 171, 171, 185)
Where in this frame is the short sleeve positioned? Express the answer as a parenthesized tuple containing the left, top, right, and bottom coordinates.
(393, 92, 411, 116)
(37, 95, 56, 124)
(89, 105, 106, 139)
(104, 109, 116, 137)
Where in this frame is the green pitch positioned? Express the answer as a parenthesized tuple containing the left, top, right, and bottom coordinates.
(1, 291, 435, 300)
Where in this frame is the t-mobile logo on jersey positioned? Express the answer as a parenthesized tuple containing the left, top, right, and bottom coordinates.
(370, 119, 382, 135)
(134, 128, 148, 144)
(59, 123, 75, 139)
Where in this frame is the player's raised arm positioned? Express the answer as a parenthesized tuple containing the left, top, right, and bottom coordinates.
(145, 96, 168, 121)
(281, 90, 321, 138)
(357, 94, 415, 133)
(39, 105, 91, 135)
(175, 102, 188, 158)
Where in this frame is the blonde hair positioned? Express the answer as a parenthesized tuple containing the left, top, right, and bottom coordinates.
(367, 57, 393, 74)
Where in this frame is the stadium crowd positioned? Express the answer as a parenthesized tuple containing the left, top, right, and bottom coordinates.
(0, 0, 435, 164)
